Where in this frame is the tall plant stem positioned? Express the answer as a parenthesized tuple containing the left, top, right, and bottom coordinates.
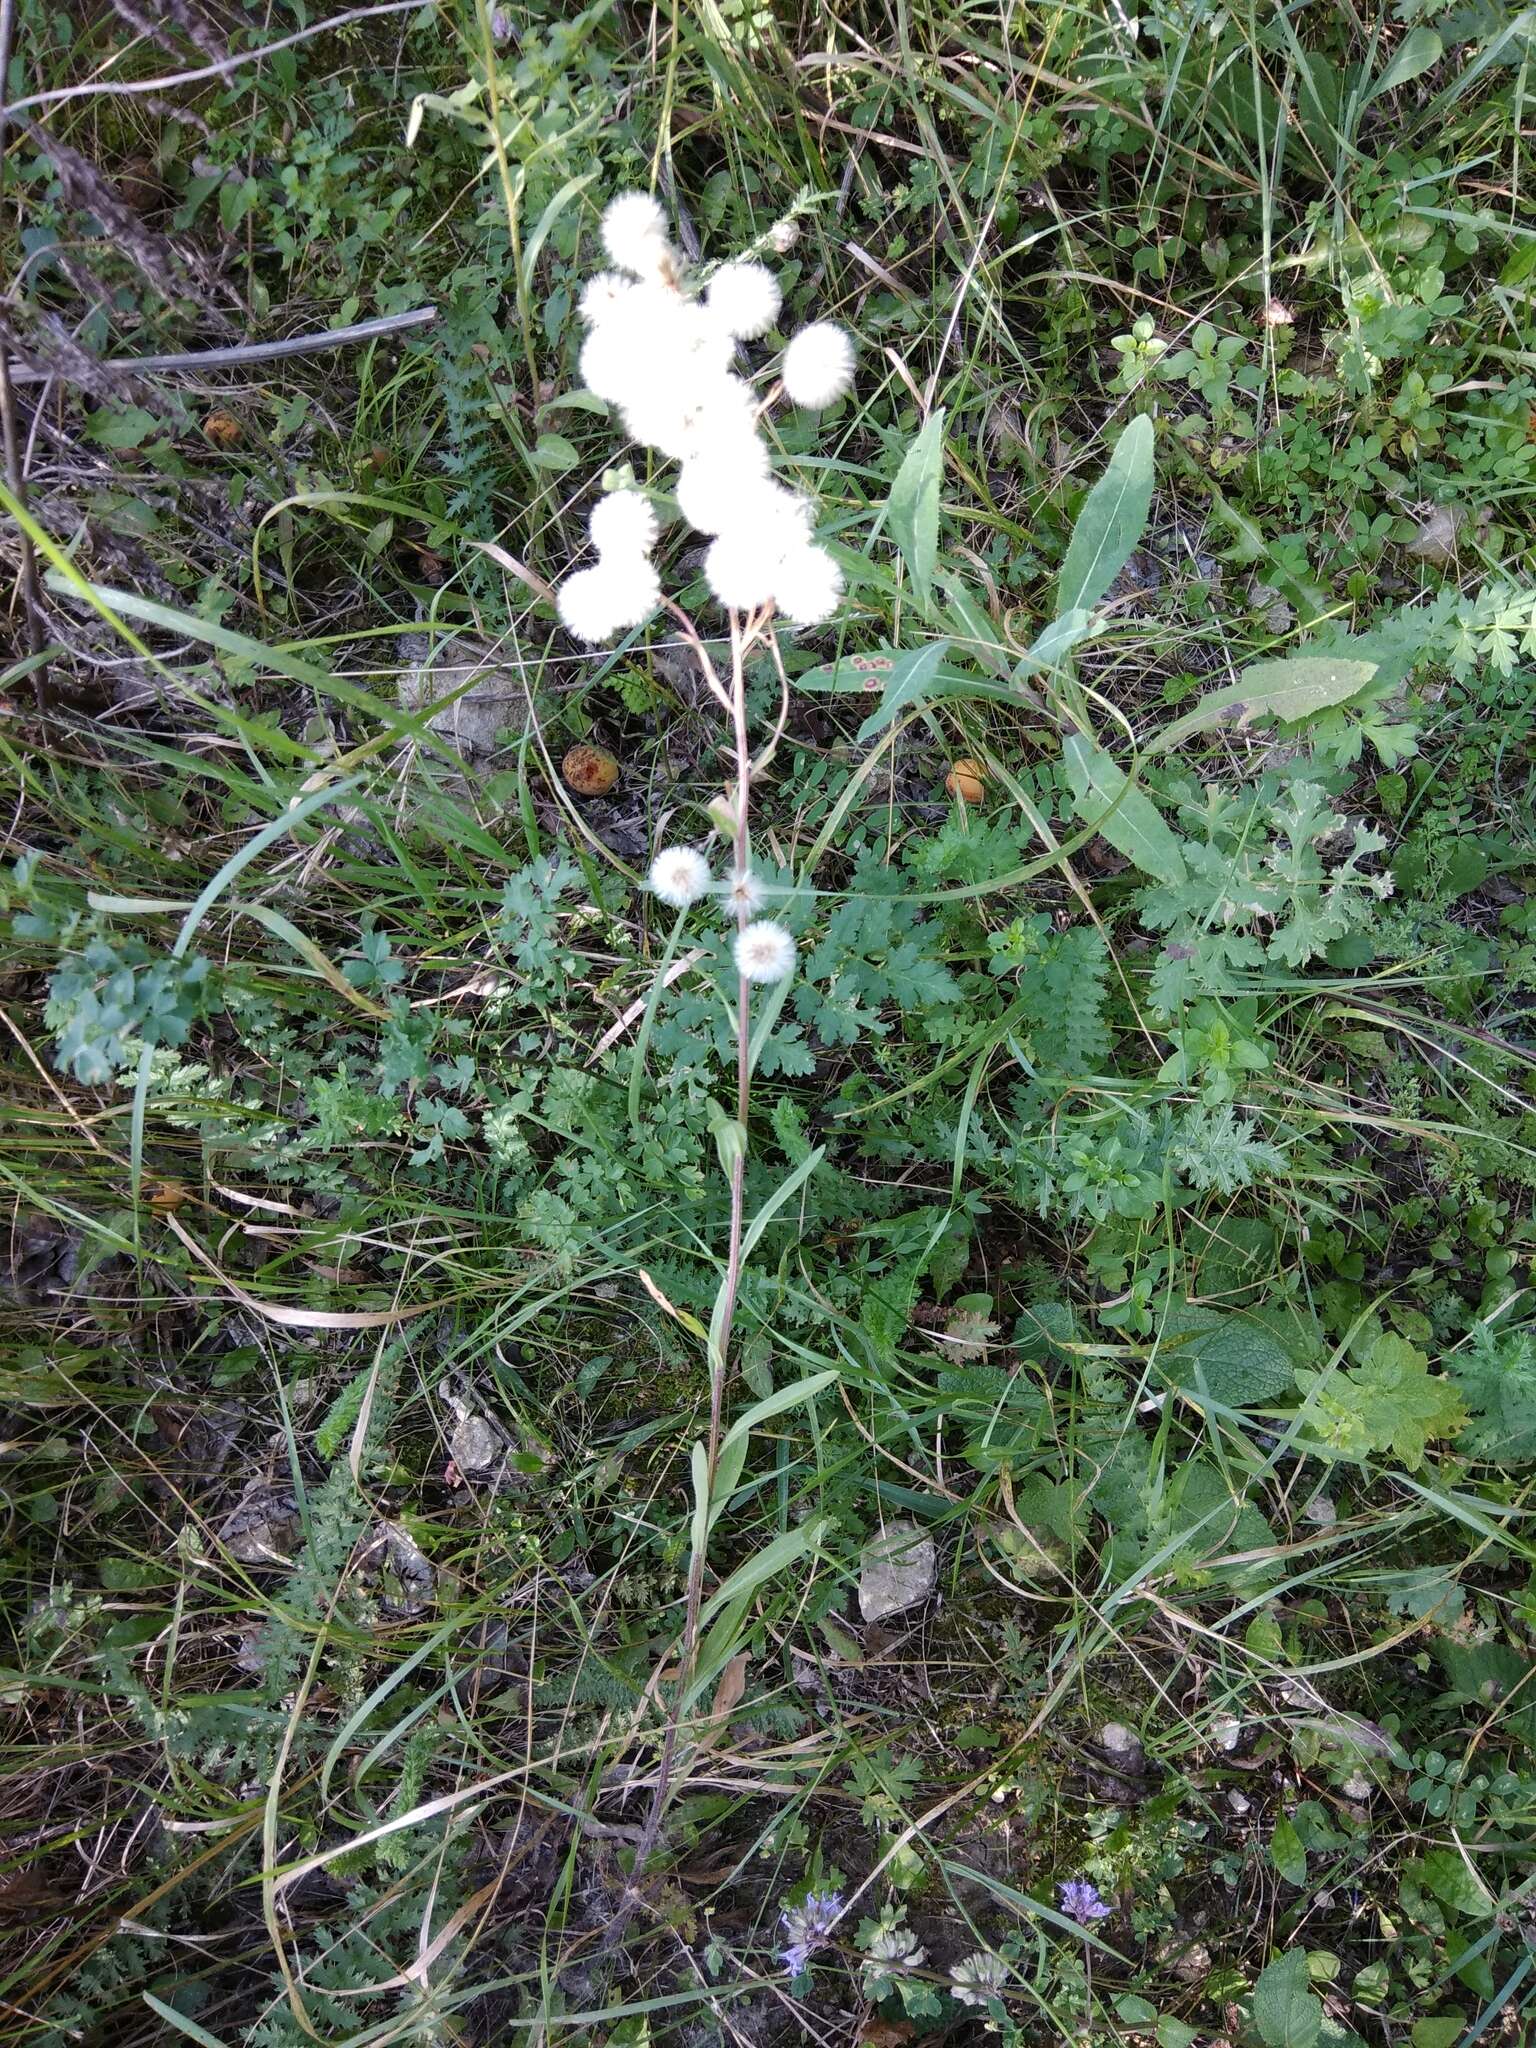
(611, 608, 759, 1938)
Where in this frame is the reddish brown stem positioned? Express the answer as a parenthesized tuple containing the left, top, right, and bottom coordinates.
(610, 607, 765, 1938)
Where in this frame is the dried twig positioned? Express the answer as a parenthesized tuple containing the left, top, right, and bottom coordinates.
(4, 306, 439, 387)
(9, 0, 429, 117)
(0, 0, 47, 701)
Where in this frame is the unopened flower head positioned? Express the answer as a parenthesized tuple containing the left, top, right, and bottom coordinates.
(600, 190, 674, 279)
(781, 321, 855, 408)
(648, 845, 712, 908)
(734, 919, 796, 984)
(589, 490, 658, 558)
(706, 260, 781, 340)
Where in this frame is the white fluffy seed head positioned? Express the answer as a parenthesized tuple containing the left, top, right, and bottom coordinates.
(589, 491, 658, 558)
(600, 553, 661, 631)
(669, 298, 736, 376)
(782, 321, 856, 408)
(675, 442, 772, 534)
(556, 557, 659, 644)
(633, 369, 758, 461)
(579, 271, 637, 325)
(618, 365, 748, 461)
(729, 478, 814, 558)
(703, 530, 779, 612)
(706, 260, 782, 340)
(648, 845, 712, 908)
(773, 542, 844, 627)
(557, 565, 626, 645)
(734, 919, 797, 983)
(601, 191, 674, 278)
(580, 322, 643, 407)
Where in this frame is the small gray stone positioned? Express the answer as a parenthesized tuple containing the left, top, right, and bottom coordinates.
(858, 1520, 936, 1623)
(1247, 579, 1295, 634)
(221, 1482, 301, 1565)
(398, 634, 533, 760)
(1404, 503, 1464, 567)
(450, 1412, 506, 1475)
(1099, 1721, 1145, 1771)
(357, 1521, 435, 1618)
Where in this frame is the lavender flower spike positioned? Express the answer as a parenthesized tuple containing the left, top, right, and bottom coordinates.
(780, 1888, 843, 1976)
(1059, 1877, 1112, 1924)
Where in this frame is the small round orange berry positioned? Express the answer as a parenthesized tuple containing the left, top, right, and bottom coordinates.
(561, 743, 620, 796)
(945, 757, 986, 803)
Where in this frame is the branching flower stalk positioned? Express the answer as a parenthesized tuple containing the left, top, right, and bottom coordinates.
(557, 192, 854, 1915)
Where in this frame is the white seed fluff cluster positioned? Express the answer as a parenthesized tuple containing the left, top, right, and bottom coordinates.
(555, 189, 857, 640)
(645, 850, 797, 982)
(648, 845, 713, 909)
(557, 483, 662, 646)
(781, 322, 856, 410)
(734, 920, 797, 984)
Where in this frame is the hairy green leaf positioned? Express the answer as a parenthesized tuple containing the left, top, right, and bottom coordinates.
(1158, 659, 1379, 753)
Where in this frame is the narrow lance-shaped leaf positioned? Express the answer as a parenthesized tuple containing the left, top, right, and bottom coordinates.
(1062, 733, 1187, 886)
(887, 407, 945, 611)
(1056, 413, 1155, 616)
(1155, 657, 1379, 755)
(698, 1518, 832, 1631)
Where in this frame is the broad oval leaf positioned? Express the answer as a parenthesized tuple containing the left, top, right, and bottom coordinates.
(1367, 26, 1441, 101)
(1270, 1813, 1308, 1887)
(1063, 733, 1187, 886)
(1056, 413, 1155, 616)
(1252, 1951, 1323, 2048)
(1158, 1309, 1296, 1407)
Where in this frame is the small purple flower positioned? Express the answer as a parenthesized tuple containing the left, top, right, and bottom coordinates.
(779, 1888, 843, 1976)
(1059, 1877, 1112, 1924)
